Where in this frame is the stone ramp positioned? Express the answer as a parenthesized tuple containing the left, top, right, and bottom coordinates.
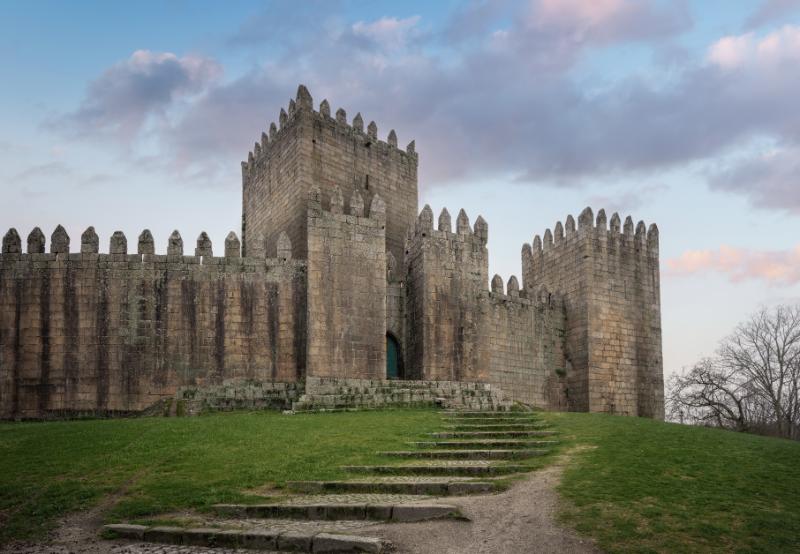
(104, 408, 556, 552)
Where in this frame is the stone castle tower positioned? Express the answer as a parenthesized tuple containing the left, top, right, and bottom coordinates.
(241, 85, 417, 265)
(0, 85, 664, 420)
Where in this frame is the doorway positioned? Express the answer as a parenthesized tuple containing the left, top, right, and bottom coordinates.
(386, 333, 400, 379)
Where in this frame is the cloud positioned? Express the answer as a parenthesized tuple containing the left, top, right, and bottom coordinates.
(708, 25, 800, 68)
(156, 1, 694, 185)
(11, 161, 73, 182)
(53, 50, 221, 140)
(709, 147, 800, 213)
(51, 5, 800, 208)
(351, 16, 421, 51)
(530, 0, 690, 44)
(744, 0, 800, 30)
(587, 183, 668, 213)
(666, 244, 800, 285)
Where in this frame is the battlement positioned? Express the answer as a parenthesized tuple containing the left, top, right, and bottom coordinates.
(1, 226, 301, 269)
(521, 206, 658, 290)
(408, 205, 488, 247)
(488, 274, 562, 308)
(241, 85, 416, 178)
(306, 185, 387, 224)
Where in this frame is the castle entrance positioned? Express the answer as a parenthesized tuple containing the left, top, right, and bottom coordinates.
(386, 334, 400, 379)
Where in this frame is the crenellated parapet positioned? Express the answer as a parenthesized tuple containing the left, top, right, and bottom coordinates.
(241, 84, 416, 179)
(307, 185, 387, 224)
(408, 205, 488, 251)
(520, 206, 659, 292)
(0, 227, 303, 271)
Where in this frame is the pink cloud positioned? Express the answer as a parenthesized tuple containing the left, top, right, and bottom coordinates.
(666, 244, 800, 284)
(530, 0, 688, 44)
(708, 25, 800, 69)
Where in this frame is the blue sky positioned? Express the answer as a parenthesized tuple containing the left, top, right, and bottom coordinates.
(2, 0, 800, 381)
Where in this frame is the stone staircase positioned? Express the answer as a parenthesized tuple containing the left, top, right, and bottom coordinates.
(291, 377, 513, 412)
(103, 409, 556, 553)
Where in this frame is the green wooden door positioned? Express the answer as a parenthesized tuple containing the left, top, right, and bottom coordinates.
(386, 335, 399, 379)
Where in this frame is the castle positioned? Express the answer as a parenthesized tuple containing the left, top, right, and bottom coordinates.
(0, 85, 664, 419)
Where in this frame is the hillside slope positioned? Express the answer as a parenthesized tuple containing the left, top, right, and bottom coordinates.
(554, 412, 800, 553)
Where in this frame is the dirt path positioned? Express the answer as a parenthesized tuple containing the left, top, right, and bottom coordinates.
(357, 460, 601, 554)
(3, 472, 147, 554)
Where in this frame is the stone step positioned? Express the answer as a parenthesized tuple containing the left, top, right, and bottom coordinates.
(341, 463, 529, 476)
(430, 430, 557, 439)
(439, 411, 534, 418)
(444, 422, 550, 430)
(378, 449, 548, 460)
(443, 417, 540, 423)
(212, 502, 461, 522)
(104, 523, 388, 553)
(410, 440, 558, 449)
(286, 479, 498, 496)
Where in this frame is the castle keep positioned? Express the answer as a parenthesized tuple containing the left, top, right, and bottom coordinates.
(0, 85, 664, 420)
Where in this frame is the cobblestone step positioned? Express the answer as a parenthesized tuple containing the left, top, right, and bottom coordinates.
(212, 502, 461, 522)
(286, 479, 497, 495)
(378, 449, 548, 460)
(410, 439, 558, 448)
(341, 463, 529, 476)
(104, 524, 388, 553)
(430, 430, 557, 438)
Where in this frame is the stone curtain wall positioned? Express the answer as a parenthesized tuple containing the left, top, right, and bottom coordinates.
(241, 85, 418, 264)
(306, 187, 387, 380)
(485, 285, 567, 408)
(522, 208, 664, 418)
(405, 206, 490, 382)
(0, 227, 306, 419)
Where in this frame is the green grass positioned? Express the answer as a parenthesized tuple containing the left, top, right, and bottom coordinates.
(4, 408, 799, 553)
(553, 412, 800, 554)
(0, 409, 439, 544)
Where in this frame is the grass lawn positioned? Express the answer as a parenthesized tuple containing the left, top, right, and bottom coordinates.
(553, 412, 800, 554)
(3, 409, 799, 553)
(0, 409, 439, 544)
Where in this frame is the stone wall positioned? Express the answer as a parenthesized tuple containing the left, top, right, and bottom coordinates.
(485, 284, 567, 408)
(0, 227, 306, 419)
(521, 208, 663, 418)
(306, 188, 387, 380)
(241, 85, 418, 264)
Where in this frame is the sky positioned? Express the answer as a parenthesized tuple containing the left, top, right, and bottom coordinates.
(2, 0, 800, 382)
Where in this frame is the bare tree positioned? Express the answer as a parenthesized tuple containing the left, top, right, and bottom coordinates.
(669, 305, 800, 440)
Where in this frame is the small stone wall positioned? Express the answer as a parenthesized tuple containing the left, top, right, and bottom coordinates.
(292, 377, 513, 412)
(175, 380, 303, 415)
